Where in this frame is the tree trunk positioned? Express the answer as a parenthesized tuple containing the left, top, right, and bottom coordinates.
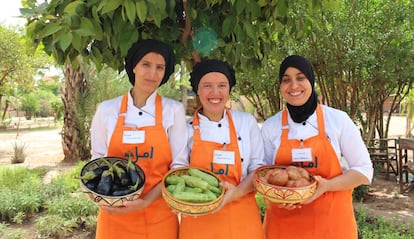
(61, 61, 91, 162)
(2, 99, 9, 120)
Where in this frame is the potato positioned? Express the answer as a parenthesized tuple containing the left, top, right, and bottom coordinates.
(286, 180, 296, 187)
(286, 166, 302, 180)
(267, 168, 289, 186)
(296, 167, 310, 181)
(292, 177, 311, 187)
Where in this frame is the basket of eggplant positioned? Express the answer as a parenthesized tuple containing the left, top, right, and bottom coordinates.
(79, 156, 145, 207)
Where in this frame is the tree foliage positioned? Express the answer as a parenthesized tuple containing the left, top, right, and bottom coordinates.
(19, 0, 414, 161)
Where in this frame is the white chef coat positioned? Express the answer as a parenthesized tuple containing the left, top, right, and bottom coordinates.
(261, 104, 373, 183)
(171, 109, 265, 181)
(90, 90, 188, 166)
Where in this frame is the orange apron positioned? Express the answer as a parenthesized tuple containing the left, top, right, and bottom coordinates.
(179, 108, 264, 239)
(264, 105, 357, 239)
(95, 93, 178, 239)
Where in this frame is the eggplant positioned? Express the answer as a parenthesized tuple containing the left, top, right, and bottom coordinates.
(95, 168, 114, 195)
(126, 157, 141, 187)
(93, 165, 109, 176)
(111, 187, 134, 196)
(80, 171, 98, 181)
(113, 162, 131, 186)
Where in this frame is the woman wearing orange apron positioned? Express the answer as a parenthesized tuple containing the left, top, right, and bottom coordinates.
(175, 59, 265, 239)
(261, 55, 373, 239)
(90, 39, 188, 239)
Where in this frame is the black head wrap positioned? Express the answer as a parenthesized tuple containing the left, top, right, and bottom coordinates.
(125, 39, 175, 86)
(190, 59, 236, 94)
(279, 55, 318, 123)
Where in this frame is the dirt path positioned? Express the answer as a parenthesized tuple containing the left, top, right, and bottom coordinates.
(0, 127, 64, 168)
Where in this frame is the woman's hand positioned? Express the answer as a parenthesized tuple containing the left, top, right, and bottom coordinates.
(100, 198, 150, 215)
(264, 197, 302, 210)
(302, 175, 327, 204)
(101, 182, 165, 215)
(210, 181, 236, 213)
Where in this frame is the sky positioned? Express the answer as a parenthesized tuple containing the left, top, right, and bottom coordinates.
(0, 1, 25, 26)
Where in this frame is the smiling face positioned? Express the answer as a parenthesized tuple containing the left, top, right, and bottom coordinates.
(197, 72, 230, 121)
(132, 52, 166, 97)
(280, 67, 313, 106)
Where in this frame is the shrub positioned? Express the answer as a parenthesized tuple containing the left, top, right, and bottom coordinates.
(353, 184, 370, 202)
(20, 93, 40, 120)
(10, 141, 27, 164)
(0, 167, 44, 222)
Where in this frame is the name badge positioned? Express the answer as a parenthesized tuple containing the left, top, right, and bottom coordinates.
(213, 150, 235, 165)
(291, 148, 312, 162)
(123, 130, 145, 144)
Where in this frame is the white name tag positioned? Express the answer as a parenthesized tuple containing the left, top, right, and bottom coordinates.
(122, 130, 145, 144)
(213, 150, 235, 165)
(291, 148, 312, 162)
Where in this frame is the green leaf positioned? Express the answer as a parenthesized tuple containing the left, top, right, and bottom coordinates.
(100, 0, 121, 14)
(244, 22, 256, 40)
(257, 0, 268, 7)
(63, 1, 85, 15)
(71, 31, 82, 51)
(89, 18, 103, 40)
(136, 0, 148, 23)
(222, 15, 236, 36)
(124, 0, 136, 23)
(248, 1, 261, 18)
(151, 10, 162, 28)
(235, 0, 245, 15)
(235, 24, 245, 41)
(77, 17, 95, 36)
(59, 32, 73, 51)
(39, 23, 63, 38)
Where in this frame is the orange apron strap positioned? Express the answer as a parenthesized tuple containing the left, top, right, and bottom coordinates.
(315, 104, 325, 135)
(155, 94, 162, 125)
(281, 109, 289, 141)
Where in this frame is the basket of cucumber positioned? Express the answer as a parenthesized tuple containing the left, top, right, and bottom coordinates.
(79, 157, 145, 207)
(162, 167, 225, 216)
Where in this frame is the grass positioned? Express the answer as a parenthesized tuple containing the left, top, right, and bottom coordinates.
(0, 164, 97, 238)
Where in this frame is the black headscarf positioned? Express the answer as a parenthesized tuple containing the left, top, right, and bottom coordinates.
(125, 39, 176, 86)
(279, 55, 318, 123)
(190, 59, 236, 94)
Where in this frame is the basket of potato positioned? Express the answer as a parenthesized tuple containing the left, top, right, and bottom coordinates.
(162, 167, 225, 216)
(254, 165, 317, 204)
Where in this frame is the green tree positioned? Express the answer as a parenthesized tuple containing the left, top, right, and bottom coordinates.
(303, 0, 414, 140)
(20, 93, 40, 120)
(21, 0, 339, 161)
(0, 23, 53, 120)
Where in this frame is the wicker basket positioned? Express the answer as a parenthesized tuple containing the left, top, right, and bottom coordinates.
(80, 157, 145, 207)
(254, 165, 317, 204)
(161, 167, 225, 216)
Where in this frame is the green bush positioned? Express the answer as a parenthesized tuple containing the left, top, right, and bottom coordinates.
(353, 184, 370, 202)
(20, 93, 40, 120)
(35, 162, 98, 237)
(356, 206, 414, 238)
(0, 167, 44, 221)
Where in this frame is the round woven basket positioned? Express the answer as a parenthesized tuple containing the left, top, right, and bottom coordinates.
(161, 167, 225, 216)
(254, 165, 317, 204)
(80, 157, 145, 207)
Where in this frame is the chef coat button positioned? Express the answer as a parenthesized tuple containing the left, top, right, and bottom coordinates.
(138, 112, 143, 116)
(241, 158, 244, 162)
(218, 123, 222, 127)
(302, 122, 306, 125)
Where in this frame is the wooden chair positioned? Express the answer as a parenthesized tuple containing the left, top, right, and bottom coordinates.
(368, 138, 398, 180)
(398, 138, 414, 193)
